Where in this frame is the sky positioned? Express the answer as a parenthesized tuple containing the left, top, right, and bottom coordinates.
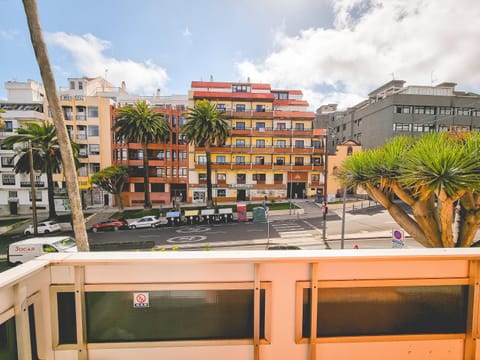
(1, 0, 480, 110)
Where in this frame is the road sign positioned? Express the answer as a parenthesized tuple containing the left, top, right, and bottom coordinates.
(133, 292, 149, 308)
(392, 229, 405, 248)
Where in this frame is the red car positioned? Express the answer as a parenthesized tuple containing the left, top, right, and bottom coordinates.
(90, 218, 128, 232)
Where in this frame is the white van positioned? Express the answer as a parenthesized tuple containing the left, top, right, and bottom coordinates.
(7, 236, 77, 266)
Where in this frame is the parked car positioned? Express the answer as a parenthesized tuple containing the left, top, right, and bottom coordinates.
(129, 216, 161, 229)
(24, 221, 61, 235)
(90, 218, 128, 232)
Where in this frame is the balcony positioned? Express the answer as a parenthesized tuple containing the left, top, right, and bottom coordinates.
(20, 180, 45, 187)
(2, 250, 480, 359)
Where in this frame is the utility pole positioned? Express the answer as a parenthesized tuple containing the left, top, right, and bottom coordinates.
(28, 140, 38, 235)
(322, 130, 329, 242)
(340, 185, 347, 249)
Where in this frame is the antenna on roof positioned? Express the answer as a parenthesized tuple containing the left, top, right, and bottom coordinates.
(390, 72, 395, 80)
(430, 70, 437, 86)
(210, 75, 213, 82)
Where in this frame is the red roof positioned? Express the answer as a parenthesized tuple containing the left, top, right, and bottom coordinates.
(272, 89, 303, 96)
(193, 91, 275, 100)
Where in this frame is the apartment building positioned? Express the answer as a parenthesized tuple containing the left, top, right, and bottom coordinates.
(112, 94, 189, 207)
(0, 80, 48, 215)
(53, 77, 114, 208)
(188, 81, 326, 203)
(318, 80, 480, 150)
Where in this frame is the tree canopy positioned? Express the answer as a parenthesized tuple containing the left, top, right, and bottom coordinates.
(91, 165, 129, 210)
(339, 132, 480, 248)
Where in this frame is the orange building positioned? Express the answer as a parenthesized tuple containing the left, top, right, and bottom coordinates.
(187, 81, 326, 204)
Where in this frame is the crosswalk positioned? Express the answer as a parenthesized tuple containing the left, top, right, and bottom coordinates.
(270, 220, 316, 245)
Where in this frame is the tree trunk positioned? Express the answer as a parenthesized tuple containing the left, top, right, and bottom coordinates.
(46, 171, 57, 220)
(205, 142, 213, 208)
(23, 0, 89, 251)
(115, 193, 123, 210)
(142, 142, 152, 209)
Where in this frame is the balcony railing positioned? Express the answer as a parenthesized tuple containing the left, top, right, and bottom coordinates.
(20, 181, 45, 187)
(3, 250, 480, 359)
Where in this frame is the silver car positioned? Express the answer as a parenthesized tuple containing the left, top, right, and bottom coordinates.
(128, 216, 161, 229)
(24, 221, 61, 235)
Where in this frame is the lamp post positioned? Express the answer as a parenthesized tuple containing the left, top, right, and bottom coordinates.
(340, 185, 347, 249)
(322, 130, 329, 242)
(28, 140, 38, 236)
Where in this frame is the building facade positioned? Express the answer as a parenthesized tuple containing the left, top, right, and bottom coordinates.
(319, 80, 480, 150)
(188, 81, 326, 204)
(112, 95, 189, 207)
(0, 80, 48, 215)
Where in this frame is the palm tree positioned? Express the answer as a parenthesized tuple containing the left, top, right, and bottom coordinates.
(22, 0, 89, 251)
(3, 122, 78, 220)
(339, 132, 480, 248)
(112, 101, 170, 209)
(91, 165, 129, 210)
(181, 99, 229, 207)
(0, 109, 5, 129)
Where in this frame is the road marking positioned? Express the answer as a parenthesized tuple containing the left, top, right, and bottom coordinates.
(166, 235, 207, 243)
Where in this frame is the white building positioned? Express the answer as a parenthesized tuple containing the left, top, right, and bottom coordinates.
(0, 80, 49, 216)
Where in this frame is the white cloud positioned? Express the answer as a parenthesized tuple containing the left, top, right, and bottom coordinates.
(183, 27, 192, 38)
(235, 0, 480, 109)
(46, 32, 168, 95)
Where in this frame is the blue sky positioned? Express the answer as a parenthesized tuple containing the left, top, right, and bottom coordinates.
(2, 0, 480, 109)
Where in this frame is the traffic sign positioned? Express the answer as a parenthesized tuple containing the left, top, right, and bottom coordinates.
(392, 229, 405, 248)
(133, 292, 150, 308)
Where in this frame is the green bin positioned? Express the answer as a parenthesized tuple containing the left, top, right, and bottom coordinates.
(253, 207, 267, 222)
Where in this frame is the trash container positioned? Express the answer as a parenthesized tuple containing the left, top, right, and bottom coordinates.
(237, 203, 247, 221)
(252, 207, 266, 223)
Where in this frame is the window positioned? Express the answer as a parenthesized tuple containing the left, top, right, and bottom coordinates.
(216, 156, 226, 164)
(274, 174, 283, 183)
(276, 157, 285, 165)
(199, 173, 207, 182)
(312, 157, 323, 165)
(256, 139, 265, 148)
(8, 191, 17, 198)
(134, 183, 145, 192)
(256, 122, 265, 130)
(1, 157, 13, 168)
(29, 191, 42, 202)
(236, 139, 246, 147)
(217, 173, 226, 182)
(393, 123, 411, 132)
(157, 150, 165, 160)
(255, 156, 265, 165)
(179, 167, 188, 177)
(78, 165, 88, 177)
(198, 156, 207, 165)
(276, 140, 286, 148)
(295, 123, 304, 130)
(253, 173, 266, 181)
(89, 144, 100, 155)
(438, 107, 452, 115)
(232, 84, 251, 92)
(312, 140, 322, 149)
(237, 173, 246, 183)
(216, 189, 226, 197)
(235, 122, 245, 130)
(90, 163, 100, 174)
(256, 105, 266, 112)
(236, 156, 245, 164)
(3, 121, 13, 132)
(156, 167, 165, 177)
(311, 173, 320, 182)
(412, 124, 433, 132)
(179, 116, 185, 127)
(276, 123, 286, 130)
(151, 183, 165, 192)
(69, 81, 75, 90)
(179, 151, 187, 161)
(172, 115, 177, 127)
(88, 125, 99, 137)
(78, 81, 83, 90)
(295, 140, 304, 148)
(87, 106, 98, 118)
(236, 104, 246, 112)
(456, 108, 470, 116)
(299, 283, 468, 339)
(395, 105, 411, 114)
(2, 174, 15, 186)
(216, 104, 226, 111)
(295, 157, 304, 166)
(166, 150, 171, 160)
(273, 91, 288, 100)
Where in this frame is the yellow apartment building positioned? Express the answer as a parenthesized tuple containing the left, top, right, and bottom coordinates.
(188, 81, 326, 204)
